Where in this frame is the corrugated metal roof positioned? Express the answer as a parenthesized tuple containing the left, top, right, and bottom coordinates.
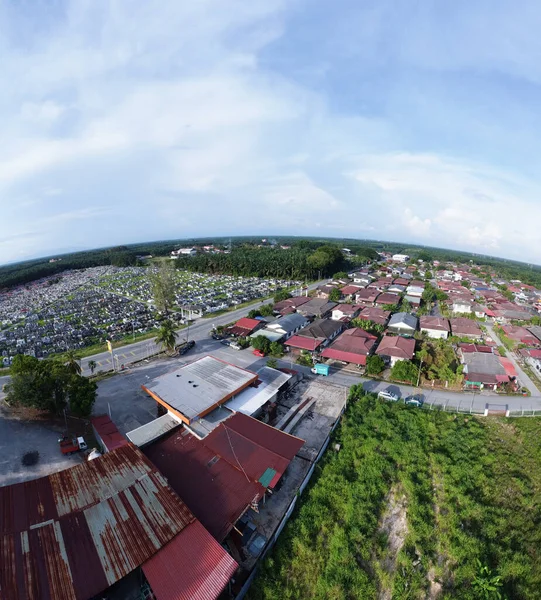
(127, 414, 182, 447)
(142, 521, 238, 600)
(285, 335, 322, 351)
(143, 429, 265, 542)
(225, 367, 291, 416)
(204, 413, 304, 489)
(0, 444, 194, 600)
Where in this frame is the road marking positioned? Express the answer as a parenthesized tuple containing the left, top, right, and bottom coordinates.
(130, 352, 136, 356)
(97, 362, 103, 366)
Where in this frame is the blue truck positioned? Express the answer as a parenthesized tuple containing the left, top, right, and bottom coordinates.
(311, 363, 330, 376)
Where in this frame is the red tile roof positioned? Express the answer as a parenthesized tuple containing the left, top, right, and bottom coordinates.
(285, 335, 323, 351)
(235, 317, 262, 332)
(375, 292, 400, 305)
(419, 317, 450, 332)
(320, 328, 377, 365)
(142, 520, 238, 600)
(376, 335, 415, 360)
(0, 444, 193, 600)
(340, 285, 363, 295)
(357, 306, 390, 326)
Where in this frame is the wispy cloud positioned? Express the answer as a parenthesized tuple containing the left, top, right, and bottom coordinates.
(1, 0, 541, 263)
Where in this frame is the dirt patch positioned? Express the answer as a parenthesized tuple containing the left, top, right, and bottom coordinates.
(428, 566, 443, 599)
(376, 487, 408, 600)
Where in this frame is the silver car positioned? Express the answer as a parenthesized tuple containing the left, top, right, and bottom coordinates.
(378, 389, 399, 402)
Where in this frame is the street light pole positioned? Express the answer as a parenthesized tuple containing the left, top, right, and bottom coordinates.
(416, 359, 423, 388)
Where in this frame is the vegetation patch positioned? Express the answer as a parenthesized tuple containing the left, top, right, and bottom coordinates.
(250, 388, 541, 600)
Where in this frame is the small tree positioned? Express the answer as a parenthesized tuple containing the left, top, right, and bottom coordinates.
(237, 337, 250, 349)
(270, 341, 284, 357)
(274, 290, 291, 303)
(155, 319, 177, 354)
(259, 304, 275, 317)
(329, 288, 341, 303)
(88, 360, 97, 375)
(248, 309, 261, 319)
(149, 261, 176, 315)
(390, 360, 418, 384)
(251, 335, 271, 355)
(68, 376, 97, 417)
(333, 271, 349, 280)
(63, 350, 82, 375)
(366, 355, 385, 376)
(472, 561, 503, 599)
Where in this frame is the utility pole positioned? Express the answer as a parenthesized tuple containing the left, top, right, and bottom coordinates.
(416, 358, 423, 388)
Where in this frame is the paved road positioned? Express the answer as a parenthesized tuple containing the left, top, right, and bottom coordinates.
(484, 324, 540, 396)
(78, 281, 324, 376)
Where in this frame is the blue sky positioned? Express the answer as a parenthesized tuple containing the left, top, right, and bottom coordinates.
(2, 0, 541, 264)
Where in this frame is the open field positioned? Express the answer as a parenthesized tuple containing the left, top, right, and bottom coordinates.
(250, 387, 541, 600)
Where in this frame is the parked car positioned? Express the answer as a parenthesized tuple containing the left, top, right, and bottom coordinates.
(405, 394, 424, 407)
(178, 340, 195, 355)
(378, 389, 399, 402)
(211, 333, 223, 340)
(221, 339, 231, 346)
(253, 349, 265, 357)
(230, 342, 242, 350)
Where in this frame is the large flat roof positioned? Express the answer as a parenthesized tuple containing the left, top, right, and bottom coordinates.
(143, 356, 258, 424)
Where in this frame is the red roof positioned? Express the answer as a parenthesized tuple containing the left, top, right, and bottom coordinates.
(285, 335, 323, 351)
(376, 335, 415, 360)
(499, 357, 517, 378)
(205, 413, 304, 488)
(319, 348, 367, 366)
(375, 292, 400, 305)
(320, 328, 377, 365)
(234, 317, 262, 332)
(340, 285, 363, 295)
(142, 521, 238, 600)
(91, 414, 129, 452)
(0, 444, 194, 600)
(143, 429, 265, 542)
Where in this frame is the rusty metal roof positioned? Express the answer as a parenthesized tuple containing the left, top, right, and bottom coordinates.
(143, 428, 265, 542)
(0, 444, 194, 600)
(142, 520, 238, 600)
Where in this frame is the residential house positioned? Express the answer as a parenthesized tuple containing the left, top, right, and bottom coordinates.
(331, 304, 361, 321)
(519, 348, 541, 375)
(420, 316, 450, 340)
(462, 351, 511, 390)
(528, 326, 541, 344)
(273, 296, 311, 315)
(285, 319, 344, 352)
(340, 285, 364, 301)
(376, 335, 416, 366)
(452, 300, 473, 314)
(392, 254, 410, 262)
(320, 328, 378, 366)
(501, 325, 539, 346)
(388, 283, 406, 294)
(355, 288, 380, 305)
(297, 298, 337, 319)
(375, 292, 401, 307)
(228, 317, 265, 337)
(387, 312, 418, 336)
(357, 306, 391, 327)
(316, 284, 338, 299)
(251, 313, 309, 342)
(449, 318, 482, 339)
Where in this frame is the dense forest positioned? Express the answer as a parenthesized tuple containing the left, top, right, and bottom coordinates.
(250, 389, 541, 600)
(2, 235, 541, 289)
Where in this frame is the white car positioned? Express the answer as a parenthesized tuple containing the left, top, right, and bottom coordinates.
(378, 390, 399, 402)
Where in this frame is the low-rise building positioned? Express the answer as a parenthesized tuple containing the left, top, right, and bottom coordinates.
(251, 313, 309, 342)
(449, 318, 482, 339)
(285, 319, 344, 352)
(392, 254, 410, 262)
(296, 298, 337, 319)
(357, 306, 391, 327)
(387, 312, 418, 336)
(420, 316, 450, 339)
(320, 328, 378, 366)
(375, 335, 416, 366)
(331, 304, 361, 321)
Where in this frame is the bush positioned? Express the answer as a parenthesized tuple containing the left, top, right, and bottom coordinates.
(390, 360, 419, 384)
(366, 355, 385, 376)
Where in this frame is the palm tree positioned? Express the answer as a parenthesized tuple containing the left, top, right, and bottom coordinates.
(88, 360, 97, 375)
(155, 320, 177, 355)
(64, 350, 82, 375)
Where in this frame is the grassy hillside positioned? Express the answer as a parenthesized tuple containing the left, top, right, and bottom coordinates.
(250, 388, 541, 600)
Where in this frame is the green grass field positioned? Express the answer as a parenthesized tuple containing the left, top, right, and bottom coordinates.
(250, 388, 541, 600)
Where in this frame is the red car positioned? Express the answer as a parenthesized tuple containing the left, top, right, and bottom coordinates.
(252, 349, 265, 357)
